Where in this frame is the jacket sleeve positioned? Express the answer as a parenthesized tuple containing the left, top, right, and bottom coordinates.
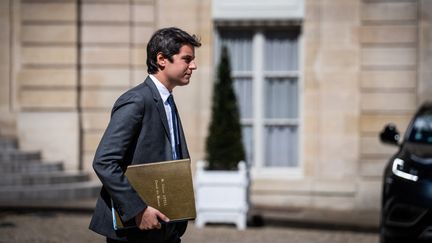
(93, 93, 147, 223)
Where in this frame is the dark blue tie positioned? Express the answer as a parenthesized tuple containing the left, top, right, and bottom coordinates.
(167, 94, 181, 160)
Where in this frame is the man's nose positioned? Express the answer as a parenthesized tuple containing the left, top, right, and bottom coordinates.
(189, 60, 197, 70)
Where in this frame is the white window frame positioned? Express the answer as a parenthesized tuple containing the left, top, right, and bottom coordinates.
(214, 27, 304, 179)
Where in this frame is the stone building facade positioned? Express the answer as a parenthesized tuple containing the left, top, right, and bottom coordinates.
(1, 0, 431, 215)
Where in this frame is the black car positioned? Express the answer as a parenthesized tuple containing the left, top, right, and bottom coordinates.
(379, 101, 432, 243)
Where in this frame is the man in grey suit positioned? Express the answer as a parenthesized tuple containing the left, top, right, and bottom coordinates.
(89, 27, 201, 243)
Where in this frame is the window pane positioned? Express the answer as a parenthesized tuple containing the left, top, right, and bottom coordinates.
(265, 30, 299, 71)
(219, 29, 253, 72)
(265, 78, 298, 119)
(233, 78, 253, 119)
(218, 29, 254, 166)
(264, 126, 298, 167)
(242, 125, 254, 167)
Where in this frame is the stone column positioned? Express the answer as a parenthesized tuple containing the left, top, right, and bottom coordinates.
(17, 1, 79, 170)
(357, 0, 419, 210)
(0, 0, 17, 136)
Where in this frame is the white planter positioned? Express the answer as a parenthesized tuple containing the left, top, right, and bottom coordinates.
(194, 160, 249, 230)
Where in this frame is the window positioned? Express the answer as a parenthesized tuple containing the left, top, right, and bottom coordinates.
(215, 26, 301, 172)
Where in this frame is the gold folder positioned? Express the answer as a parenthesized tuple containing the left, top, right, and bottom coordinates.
(112, 159, 196, 230)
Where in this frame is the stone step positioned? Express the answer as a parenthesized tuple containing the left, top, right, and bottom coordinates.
(0, 161, 63, 173)
(0, 137, 18, 150)
(0, 150, 41, 162)
(0, 181, 102, 201)
(0, 171, 91, 186)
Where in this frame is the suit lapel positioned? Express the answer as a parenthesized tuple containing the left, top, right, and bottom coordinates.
(144, 77, 170, 140)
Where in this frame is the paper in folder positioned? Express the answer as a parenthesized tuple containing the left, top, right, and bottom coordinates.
(112, 159, 196, 230)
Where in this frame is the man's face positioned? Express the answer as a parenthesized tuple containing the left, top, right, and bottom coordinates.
(163, 44, 197, 88)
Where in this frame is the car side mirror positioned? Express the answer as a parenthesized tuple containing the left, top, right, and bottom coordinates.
(379, 123, 400, 146)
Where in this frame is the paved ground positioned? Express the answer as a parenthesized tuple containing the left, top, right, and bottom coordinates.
(0, 211, 378, 243)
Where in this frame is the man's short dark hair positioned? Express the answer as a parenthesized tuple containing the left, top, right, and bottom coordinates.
(147, 27, 201, 74)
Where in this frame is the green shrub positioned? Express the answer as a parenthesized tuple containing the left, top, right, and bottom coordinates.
(205, 46, 246, 170)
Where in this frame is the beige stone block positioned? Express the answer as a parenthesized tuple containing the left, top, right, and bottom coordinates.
(319, 111, 357, 136)
(180, 132, 202, 160)
(156, 2, 200, 29)
(316, 80, 359, 132)
(133, 0, 154, 3)
(82, 47, 129, 65)
(22, 47, 76, 65)
(252, 178, 313, 193)
(302, 159, 317, 178)
(21, 3, 76, 21)
(316, 138, 359, 179)
(419, 71, 432, 104)
(81, 89, 125, 109)
(362, 47, 416, 67)
(361, 92, 416, 112)
(82, 25, 129, 44)
(355, 180, 381, 211)
(83, 152, 98, 179)
(316, 49, 359, 71)
(82, 3, 129, 22)
(312, 180, 356, 194)
(361, 136, 398, 156)
(132, 69, 148, 85)
(83, 131, 103, 152)
(311, 195, 355, 211)
(361, 70, 416, 89)
(360, 114, 411, 134)
(22, 25, 76, 43)
(19, 90, 76, 109)
(360, 25, 417, 44)
(319, 24, 359, 48)
(17, 112, 79, 170)
(362, 1, 417, 22)
(251, 193, 313, 209)
(133, 4, 154, 23)
(132, 47, 147, 66)
(133, 26, 154, 44)
(320, 0, 360, 23)
(359, 159, 387, 177)
(82, 69, 130, 87)
(82, 111, 110, 131)
(18, 69, 76, 87)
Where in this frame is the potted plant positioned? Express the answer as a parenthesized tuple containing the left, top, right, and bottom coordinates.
(195, 46, 249, 230)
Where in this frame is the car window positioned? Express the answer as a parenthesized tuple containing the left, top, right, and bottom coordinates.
(408, 114, 432, 144)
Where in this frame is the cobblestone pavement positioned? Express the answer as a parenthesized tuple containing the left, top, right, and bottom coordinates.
(0, 212, 379, 243)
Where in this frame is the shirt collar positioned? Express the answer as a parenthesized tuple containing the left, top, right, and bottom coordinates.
(149, 74, 171, 103)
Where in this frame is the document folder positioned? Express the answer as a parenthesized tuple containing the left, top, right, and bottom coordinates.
(112, 159, 196, 230)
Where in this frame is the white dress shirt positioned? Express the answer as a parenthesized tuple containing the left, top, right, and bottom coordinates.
(149, 75, 178, 160)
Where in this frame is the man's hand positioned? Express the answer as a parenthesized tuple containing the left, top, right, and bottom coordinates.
(135, 206, 170, 230)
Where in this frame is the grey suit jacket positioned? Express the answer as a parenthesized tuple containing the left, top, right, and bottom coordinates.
(89, 77, 189, 241)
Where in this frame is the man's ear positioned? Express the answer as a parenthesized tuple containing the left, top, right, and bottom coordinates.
(156, 53, 166, 68)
